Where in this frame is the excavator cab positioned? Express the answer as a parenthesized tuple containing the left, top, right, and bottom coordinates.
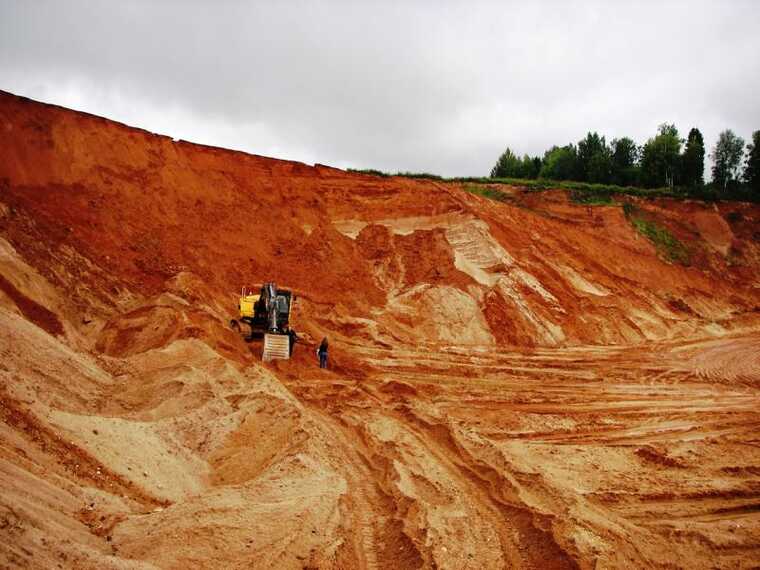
(238, 290, 260, 319)
(231, 283, 296, 361)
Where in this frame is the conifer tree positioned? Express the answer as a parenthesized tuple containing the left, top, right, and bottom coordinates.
(681, 128, 705, 189)
(743, 131, 760, 196)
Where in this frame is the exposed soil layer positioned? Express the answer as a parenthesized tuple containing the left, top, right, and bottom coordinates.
(0, 273, 63, 336)
(1, 91, 760, 569)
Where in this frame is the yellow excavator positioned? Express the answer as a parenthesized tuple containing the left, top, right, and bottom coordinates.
(230, 282, 296, 361)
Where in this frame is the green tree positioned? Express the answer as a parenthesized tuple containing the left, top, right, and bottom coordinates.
(711, 129, 745, 191)
(681, 127, 705, 189)
(531, 156, 543, 178)
(743, 130, 760, 196)
(640, 123, 682, 188)
(519, 154, 542, 179)
(577, 132, 612, 183)
(490, 147, 522, 178)
(539, 145, 580, 180)
(610, 137, 639, 186)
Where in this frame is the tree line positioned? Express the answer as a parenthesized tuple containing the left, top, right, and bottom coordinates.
(491, 126, 760, 198)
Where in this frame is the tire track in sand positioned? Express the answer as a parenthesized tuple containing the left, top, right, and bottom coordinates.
(304, 402, 424, 570)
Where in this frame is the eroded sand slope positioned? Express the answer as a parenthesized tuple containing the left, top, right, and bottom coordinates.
(1, 91, 760, 569)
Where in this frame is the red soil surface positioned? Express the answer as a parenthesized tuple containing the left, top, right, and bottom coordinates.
(1, 90, 760, 569)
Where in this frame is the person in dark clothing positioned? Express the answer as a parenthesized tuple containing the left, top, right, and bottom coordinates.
(317, 337, 328, 369)
(287, 329, 298, 356)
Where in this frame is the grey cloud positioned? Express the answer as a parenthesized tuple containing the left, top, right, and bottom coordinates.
(1, 0, 759, 176)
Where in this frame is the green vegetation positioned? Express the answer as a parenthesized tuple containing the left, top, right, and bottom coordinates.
(347, 168, 391, 177)
(611, 137, 639, 187)
(455, 176, 676, 200)
(632, 218, 690, 264)
(743, 131, 760, 198)
(487, 124, 759, 202)
(568, 188, 615, 206)
(395, 171, 443, 180)
(349, 167, 687, 202)
(462, 184, 509, 202)
(352, 122, 760, 203)
(711, 130, 745, 192)
(539, 145, 580, 181)
(347, 168, 442, 180)
(623, 203, 690, 264)
(350, 159, 760, 204)
(639, 124, 682, 189)
(681, 128, 706, 188)
(490, 148, 541, 179)
(577, 132, 613, 183)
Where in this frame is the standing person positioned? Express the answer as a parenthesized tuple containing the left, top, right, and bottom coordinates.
(317, 337, 328, 369)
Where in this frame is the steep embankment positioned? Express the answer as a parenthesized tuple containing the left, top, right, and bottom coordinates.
(2, 90, 759, 350)
(1, 90, 760, 569)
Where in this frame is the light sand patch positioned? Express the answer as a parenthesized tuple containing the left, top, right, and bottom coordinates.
(113, 453, 348, 570)
(496, 278, 566, 345)
(693, 209, 734, 255)
(555, 264, 610, 297)
(50, 410, 207, 502)
(333, 212, 469, 239)
(0, 238, 63, 312)
(340, 214, 568, 345)
(627, 308, 670, 341)
(389, 284, 494, 345)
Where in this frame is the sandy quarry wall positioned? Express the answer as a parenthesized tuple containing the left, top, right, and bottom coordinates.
(1, 90, 759, 350)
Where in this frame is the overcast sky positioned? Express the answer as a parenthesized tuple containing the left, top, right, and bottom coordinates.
(1, 1, 759, 177)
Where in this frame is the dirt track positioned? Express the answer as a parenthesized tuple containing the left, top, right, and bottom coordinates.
(1, 91, 760, 568)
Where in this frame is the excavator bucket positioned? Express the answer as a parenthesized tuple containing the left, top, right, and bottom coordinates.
(262, 333, 290, 362)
